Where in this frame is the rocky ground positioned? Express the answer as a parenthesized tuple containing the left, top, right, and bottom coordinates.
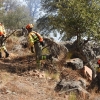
(0, 35, 99, 100)
(0, 52, 69, 100)
(0, 35, 68, 100)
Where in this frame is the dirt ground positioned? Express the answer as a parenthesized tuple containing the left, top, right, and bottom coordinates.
(0, 53, 68, 100)
(0, 36, 99, 100)
(0, 36, 68, 100)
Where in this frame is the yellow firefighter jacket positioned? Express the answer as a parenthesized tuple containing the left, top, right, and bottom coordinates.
(28, 31, 43, 47)
(0, 24, 6, 36)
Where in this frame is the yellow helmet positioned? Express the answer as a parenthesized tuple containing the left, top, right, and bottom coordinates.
(26, 24, 34, 29)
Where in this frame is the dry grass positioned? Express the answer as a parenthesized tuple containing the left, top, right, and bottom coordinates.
(45, 70, 60, 81)
(0, 35, 99, 100)
(6, 35, 19, 50)
(0, 71, 15, 88)
(68, 92, 77, 100)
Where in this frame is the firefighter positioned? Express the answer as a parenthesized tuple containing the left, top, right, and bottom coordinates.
(26, 24, 52, 67)
(88, 59, 100, 92)
(0, 22, 9, 58)
(96, 59, 100, 92)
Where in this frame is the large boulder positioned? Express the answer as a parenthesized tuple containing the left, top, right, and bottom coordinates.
(80, 66, 92, 81)
(55, 78, 90, 100)
(43, 37, 68, 63)
(64, 58, 83, 70)
(55, 68, 90, 99)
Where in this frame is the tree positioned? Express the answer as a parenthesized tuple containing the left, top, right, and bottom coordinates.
(37, 0, 100, 79)
(3, 6, 33, 29)
(24, 0, 41, 22)
(0, 0, 33, 29)
(0, 0, 6, 21)
(37, 0, 100, 43)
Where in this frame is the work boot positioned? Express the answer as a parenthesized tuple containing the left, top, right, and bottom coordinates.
(4, 51, 9, 58)
(0, 52, 2, 58)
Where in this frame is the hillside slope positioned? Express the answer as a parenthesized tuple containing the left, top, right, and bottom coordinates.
(0, 35, 99, 100)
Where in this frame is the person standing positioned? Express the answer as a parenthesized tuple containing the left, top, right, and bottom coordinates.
(0, 22, 9, 58)
(95, 59, 100, 92)
(88, 59, 100, 92)
(25, 24, 52, 67)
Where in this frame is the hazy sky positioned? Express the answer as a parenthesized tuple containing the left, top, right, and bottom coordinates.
(19, 0, 61, 41)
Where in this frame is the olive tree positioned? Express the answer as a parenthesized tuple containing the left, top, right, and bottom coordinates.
(37, 0, 100, 43)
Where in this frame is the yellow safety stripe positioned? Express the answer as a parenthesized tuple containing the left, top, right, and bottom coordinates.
(42, 55, 46, 60)
(28, 32, 40, 44)
(31, 33, 39, 42)
(29, 34, 34, 43)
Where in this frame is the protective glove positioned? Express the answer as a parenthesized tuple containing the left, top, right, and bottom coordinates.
(40, 41, 45, 47)
(2, 34, 6, 38)
(2, 34, 5, 38)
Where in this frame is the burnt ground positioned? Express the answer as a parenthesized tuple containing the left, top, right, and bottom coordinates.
(0, 36, 99, 100)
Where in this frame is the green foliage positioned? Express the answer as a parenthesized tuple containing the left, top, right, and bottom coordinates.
(37, 0, 100, 42)
(3, 6, 33, 29)
(0, 0, 33, 29)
